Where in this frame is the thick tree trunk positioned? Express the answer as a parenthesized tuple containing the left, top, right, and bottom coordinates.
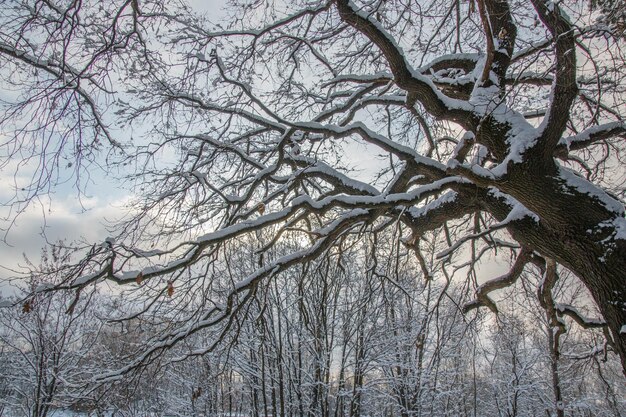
(487, 161, 626, 375)
(334, 0, 626, 376)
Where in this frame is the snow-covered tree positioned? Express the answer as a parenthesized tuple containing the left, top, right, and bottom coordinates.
(0, 245, 101, 417)
(1, 0, 625, 379)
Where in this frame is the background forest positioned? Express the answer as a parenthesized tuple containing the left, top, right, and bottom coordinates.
(1, 239, 624, 417)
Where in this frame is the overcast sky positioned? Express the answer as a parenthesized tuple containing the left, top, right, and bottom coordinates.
(0, 0, 231, 294)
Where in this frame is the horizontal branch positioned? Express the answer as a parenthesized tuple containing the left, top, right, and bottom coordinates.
(555, 122, 626, 158)
(556, 303, 607, 329)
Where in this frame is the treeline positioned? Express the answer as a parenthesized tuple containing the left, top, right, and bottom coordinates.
(0, 239, 624, 417)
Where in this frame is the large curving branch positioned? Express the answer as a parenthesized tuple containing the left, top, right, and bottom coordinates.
(333, 0, 475, 128)
(529, 0, 578, 162)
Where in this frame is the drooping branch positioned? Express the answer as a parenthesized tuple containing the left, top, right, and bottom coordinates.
(93, 208, 371, 381)
(463, 247, 531, 314)
(65, 176, 464, 288)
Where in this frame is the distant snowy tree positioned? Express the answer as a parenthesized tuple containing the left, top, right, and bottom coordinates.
(1, 0, 625, 381)
(0, 245, 100, 417)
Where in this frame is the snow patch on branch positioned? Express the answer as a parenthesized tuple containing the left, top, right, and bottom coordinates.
(324, 71, 392, 85)
(488, 188, 540, 223)
(596, 217, 626, 242)
(490, 117, 539, 177)
(419, 53, 482, 73)
(407, 191, 458, 219)
(559, 121, 626, 150)
(131, 248, 168, 257)
(558, 166, 625, 215)
(469, 84, 502, 115)
(71, 272, 101, 286)
(294, 157, 379, 195)
(503, 202, 540, 223)
(556, 303, 606, 327)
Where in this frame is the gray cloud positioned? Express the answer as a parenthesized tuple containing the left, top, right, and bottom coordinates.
(0, 194, 130, 293)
